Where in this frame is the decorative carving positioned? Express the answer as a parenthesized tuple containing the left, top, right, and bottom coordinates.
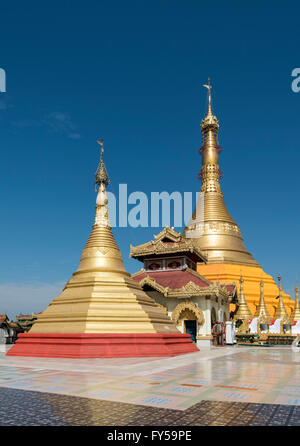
(139, 276, 168, 295)
(153, 226, 182, 242)
(97, 247, 111, 256)
(178, 309, 197, 322)
(172, 300, 204, 325)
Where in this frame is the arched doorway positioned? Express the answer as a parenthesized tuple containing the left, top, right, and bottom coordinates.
(172, 301, 204, 342)
(181, 309, 197, 342)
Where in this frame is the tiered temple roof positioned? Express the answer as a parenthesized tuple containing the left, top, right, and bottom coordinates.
(16, 314, 38, 331)
(130, 226, 206, 263)
(131, 228, 237, 302)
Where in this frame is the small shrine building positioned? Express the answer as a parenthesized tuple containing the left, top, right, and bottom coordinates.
(131, 226, 237, 346)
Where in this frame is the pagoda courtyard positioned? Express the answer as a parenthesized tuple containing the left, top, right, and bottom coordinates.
(1, 344, 300, 426)
(2, 85, 299, 426)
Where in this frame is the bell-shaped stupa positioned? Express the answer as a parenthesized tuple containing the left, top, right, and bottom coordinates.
(8, 140, 198, 358)
(254, 280, 271, 322)
(233, 275, 253, 321)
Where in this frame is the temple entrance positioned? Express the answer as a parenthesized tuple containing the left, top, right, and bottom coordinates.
(185, 320, 197, 342)
(172, 301, 205, 343)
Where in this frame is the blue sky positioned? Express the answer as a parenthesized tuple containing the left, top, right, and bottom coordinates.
(0, 0, 299, 318)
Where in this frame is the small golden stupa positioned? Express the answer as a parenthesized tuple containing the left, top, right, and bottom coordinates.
(8, 140, 197, 358)
(254, 280, 271, 322)
(233, 275, 253, 321)
(291, 285, 300, 322)
(273, 275, 290, 323)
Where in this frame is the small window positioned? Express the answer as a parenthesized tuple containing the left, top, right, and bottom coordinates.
(148, 263, 161, 271)
(167, 261, 181, 269)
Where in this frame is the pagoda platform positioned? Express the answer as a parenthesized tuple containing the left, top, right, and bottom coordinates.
(7, 333, 197, 358)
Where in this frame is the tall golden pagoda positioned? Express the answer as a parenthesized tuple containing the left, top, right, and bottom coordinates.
(254, 280, 271, 322)
(233, 275, 253, 321)
(291, 284, 300, 322)
(184, 80, 294, 316)
(8, 141, 197, 358)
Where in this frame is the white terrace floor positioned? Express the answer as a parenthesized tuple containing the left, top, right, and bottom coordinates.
(1, 345, 300, 410)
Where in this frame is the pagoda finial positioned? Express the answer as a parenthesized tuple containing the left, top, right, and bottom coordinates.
(95, 138, 109, 189)
(94, 139, 111, 228)
(203, 78, 212, 116)
(98, 138, 105, 165)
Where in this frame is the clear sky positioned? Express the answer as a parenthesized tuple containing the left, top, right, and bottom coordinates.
(0, 0, 299, 318)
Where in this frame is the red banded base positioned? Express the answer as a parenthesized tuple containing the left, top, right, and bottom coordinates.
(6, 333, 199, 358)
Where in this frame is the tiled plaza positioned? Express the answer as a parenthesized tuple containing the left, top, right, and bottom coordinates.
(1, 345, 300, 425)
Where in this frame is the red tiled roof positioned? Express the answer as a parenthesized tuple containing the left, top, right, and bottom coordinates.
(133, 270, 210, 289)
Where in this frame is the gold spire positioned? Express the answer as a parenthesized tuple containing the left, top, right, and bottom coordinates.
(254, 280, 271, 322)
(273, 274, 289, 322)
(200, 79, 221, 195)
(80, 139, 126, 275)
(290, 283, 300, 322)
(29, 141, 179, 334)
(233, 275, 253, 321)
(184, 81, 258, 266)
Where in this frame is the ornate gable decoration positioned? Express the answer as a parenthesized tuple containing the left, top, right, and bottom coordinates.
(130, 226, 207, 261)
(221, 282, 237, 298)
(153, 226, 181, 242)
(139, 276, 169, 296)
(172, 280, 206, 296)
